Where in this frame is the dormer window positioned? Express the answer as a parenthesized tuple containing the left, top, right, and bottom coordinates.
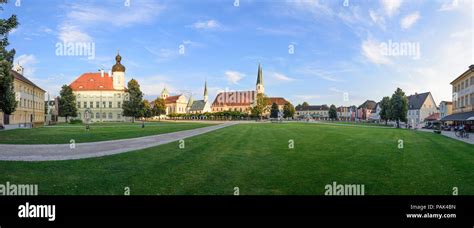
(89, 79, 94, 82)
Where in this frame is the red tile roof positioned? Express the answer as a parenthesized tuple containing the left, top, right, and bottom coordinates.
(267, 97, 288, 106)
(165, 95, 181, 104)
(424, 113, 440, 121)
(70, 72, 122, 91)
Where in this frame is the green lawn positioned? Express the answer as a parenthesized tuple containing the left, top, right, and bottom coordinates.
(0, 122, 473, 195)
(319, 121, 391, 127)
(0, 122, 213, 144)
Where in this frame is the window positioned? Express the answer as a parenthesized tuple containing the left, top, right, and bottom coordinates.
(109, 102, 112, 108)
(96, 102, 100, 108)
(103, 102, 106, 108)
(84, 102, 87, 108)
(108, 113, 113, 119)
(78, 113, 81, 119)
(77, 102, 81, 108)
(102, 112, 106, 119)
(117, 102, 121, 108)
(96, 113, 100, 119)
(90, 102, 93, 108)
(117, 114, 121, 119)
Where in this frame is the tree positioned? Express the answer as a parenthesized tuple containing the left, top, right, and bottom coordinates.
(379, 96, 391, 125)
(302, 102, 309, 109)
(283, 102, 295, 119)
(151, 97, 166, 117)
(122, 79, 144, 122)
(389, 88, 408, 128)
(270, 102, 279, 118)
(0, 2, 19, 117)
(329, 104, 337, 120)
(251, 93, 269, 119)
(141, 100, 153, 120)
(58, 85, 77, 122)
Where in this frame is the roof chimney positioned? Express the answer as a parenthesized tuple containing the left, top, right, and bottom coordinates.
(100, 69, 104, 77)
(108, 70, 112, 77)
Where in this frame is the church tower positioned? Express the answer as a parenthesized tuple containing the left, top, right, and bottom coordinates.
(256, 63, 264, 94)
(204, 80, 208, 103)
(161, 87, 169, 100)
(112, 51, 126, 90)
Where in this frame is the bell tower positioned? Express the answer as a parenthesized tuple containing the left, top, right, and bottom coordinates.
(112, 51, 126, 90)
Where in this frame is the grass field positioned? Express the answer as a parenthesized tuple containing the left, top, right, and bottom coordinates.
(0, 122, 473, 195)
(0, 122, 213, 144)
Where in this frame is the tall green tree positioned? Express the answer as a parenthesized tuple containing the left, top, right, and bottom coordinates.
(270, 102, 279, 118)
(283, 102, 295, 119)
(141, 100, 153, 120)
(58, 85, 77, 122)
(0, 2, 19, 117)
(122, 79, 144, 122)
(251, 93, 269, 119)
(389, 88, 408, 128)
(151, 97, 166, 117)
(379, 96, 391, 125)
(329, 104, 337, 120)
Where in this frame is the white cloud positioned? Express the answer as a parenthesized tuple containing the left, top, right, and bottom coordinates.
(225, 71, 245, 84)
(192, 20, 221, 30)
(288, 0, 333, 16)
(381, 0, 402, 17)
(271, 72, 294, 82)
(15, 54, 38, 77)
(369, 9, 385, 28)
(58, 24, 93, 43)
(361, 38, 391, 65)
(438, 0, 460, 11)
(400, 12, 420, 29)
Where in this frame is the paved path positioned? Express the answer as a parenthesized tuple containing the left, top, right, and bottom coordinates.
(418, 129, 474, 145)
(0, 122, 237, 162)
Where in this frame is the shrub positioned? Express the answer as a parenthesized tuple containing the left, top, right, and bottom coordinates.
(69, 119, 83, 124)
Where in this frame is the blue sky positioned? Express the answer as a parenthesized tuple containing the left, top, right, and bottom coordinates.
(4, 0, 473, 106)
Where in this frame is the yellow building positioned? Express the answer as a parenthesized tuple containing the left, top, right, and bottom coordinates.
(0, 64, 45, 128)
(160, 87, 188, 115)
(451, 65, 474, 114)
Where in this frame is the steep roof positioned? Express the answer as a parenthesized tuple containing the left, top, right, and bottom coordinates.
(10, 70, 45, 92)
(189, 100, 206, 111)
(296, 105, 329, 111)
(212, 91, 256, 107)
(358, 100, 377, 110)
(407, 92, 430, 110)
(70, 72, 121, 91)
(256, 64, 263, 85)
(267, 97, 288, 106)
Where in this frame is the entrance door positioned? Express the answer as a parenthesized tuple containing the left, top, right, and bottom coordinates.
(3, 113, 9, 125)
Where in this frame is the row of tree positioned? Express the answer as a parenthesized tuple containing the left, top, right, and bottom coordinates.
(379, 88, 409, 128)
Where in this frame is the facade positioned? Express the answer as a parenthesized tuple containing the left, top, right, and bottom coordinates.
(336, 106, 351, 121)
(406, 92, 438, 127)
(295, 105, 329, 120)
(439, 101, 452, 119)
(440, 65, 474, 129)
(187, 81, 212, 114)
(451, 65, 474, 114)
(357, 100, 377, 121)
(69, 53, 129, 122)
(211, 64, 267, 114)
(370, 102, 382, 121)
(0, 64, 46, 127)
(161, 87, 188, 115)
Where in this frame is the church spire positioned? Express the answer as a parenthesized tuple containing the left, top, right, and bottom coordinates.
(112, 50, 126, 72)
(256, 63, 264, 94)
(204, 80, 208, 103)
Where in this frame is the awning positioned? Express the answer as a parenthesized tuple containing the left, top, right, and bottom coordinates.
(440, 111, 474, 121)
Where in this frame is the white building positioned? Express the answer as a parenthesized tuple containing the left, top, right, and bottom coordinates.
(69, 53, 130, 122)
(407, 92, 438, 128)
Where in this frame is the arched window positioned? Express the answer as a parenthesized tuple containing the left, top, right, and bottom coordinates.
(78, 113, 81, 119)
(108, 113, 113, 119)
(102, 113, 106, 119)
(96, 113, 100, 119)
